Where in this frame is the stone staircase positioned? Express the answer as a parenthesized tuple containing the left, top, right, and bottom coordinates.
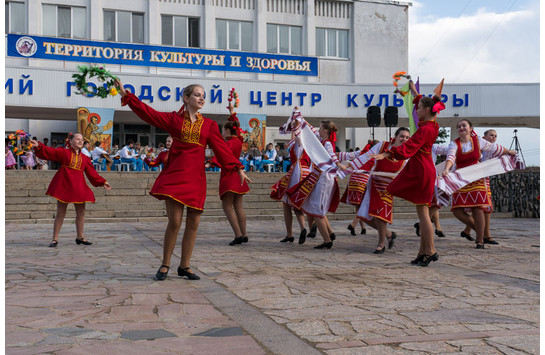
(6, 170, 463, 224)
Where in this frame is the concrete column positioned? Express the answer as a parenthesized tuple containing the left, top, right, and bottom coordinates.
(148, 0, 159, 45)
(203, 1, 215, 49)
(27, 1, 39, 35)
(89, 0, 102, 40)
(305, 0, 315, 83)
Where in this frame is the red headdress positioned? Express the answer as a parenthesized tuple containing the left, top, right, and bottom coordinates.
(329, 131, 337, 146)
(432, 78, 446, 114)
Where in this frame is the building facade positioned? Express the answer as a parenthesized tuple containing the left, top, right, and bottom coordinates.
(5, 0, 539, 150)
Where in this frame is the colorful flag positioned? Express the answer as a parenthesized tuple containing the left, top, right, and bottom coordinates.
(403, 78, 420, 135)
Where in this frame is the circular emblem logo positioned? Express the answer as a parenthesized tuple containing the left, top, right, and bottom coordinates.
(16, 36, 37, 57)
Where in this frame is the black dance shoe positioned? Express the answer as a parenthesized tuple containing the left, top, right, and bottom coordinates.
(298, 228, 308, 244)
(242, 236, 249, 243)
(410, 254, 424, 265)
(280, 236, 294, 243)
(460, 231, 474, 241)
(388, 232, 397, 249)
(417, 253, 439, 267)
(314, 241, 333, 249)
(48, 240, 58, 248)
(361, 228, 366, 235)
(484, 238, 499, 245)
(413, 222, 420, 237)
(155, 265, 170, 281)
(475, 243, 485, 249)
(75, 237, 92, 245)
(435, 229, 446, 238)
(347, 224, 356, 235)
(373, 246, 386, 254)
(330, 233, 336, 241)
(307, 224, 317, 238)
(177, 266, 200, 280)
(229, 236, 244, 246)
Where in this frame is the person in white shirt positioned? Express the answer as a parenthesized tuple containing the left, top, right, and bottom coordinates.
(119, 139, 143, 171)
(91, 141, 113, 171)
(257, 143, 277, 172)
(81, 141, 92, 158)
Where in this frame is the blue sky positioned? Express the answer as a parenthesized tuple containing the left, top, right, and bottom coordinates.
(407, 0, 540, 166)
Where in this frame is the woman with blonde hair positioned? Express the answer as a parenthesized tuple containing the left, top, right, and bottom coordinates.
(115, 79, 251, 281)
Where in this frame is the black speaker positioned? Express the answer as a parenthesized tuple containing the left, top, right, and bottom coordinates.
(367, 106, 381, 127)
(384, 106, 398, 127)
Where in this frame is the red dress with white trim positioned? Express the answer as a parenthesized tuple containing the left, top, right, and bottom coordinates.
(447, 131, 504, 210)
(338, 151, 374, 206)
(210, 136, 250, 199)
(34, 143, 107, 203)
(122, 93, 243, 210)
(386, 119, 440, 205)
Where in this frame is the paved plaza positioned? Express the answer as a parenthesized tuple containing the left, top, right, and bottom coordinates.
(5, 217, 539, 354)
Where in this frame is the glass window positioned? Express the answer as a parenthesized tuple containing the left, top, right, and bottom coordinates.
(173, 16, 187, 47)
(267, 24, 277, 53)
(188, 18, 199, 47)
(58, 6, 71, 38)
(117, 11, 131, 42)
(228, 21, 239, 50)
(291, 26, 302, 55)
(132, 13, 144, 43)
(241, 22, 252, 51)
(7, 1, 25, 34)
(72, 7, 86, 39)
(316, 27, 348, 58)
(267, 24, 303, 55)
(42, 4, 56, 36)
(216, 19, 252, 51)
(104, 10, 144, 43)
(216, 19, 227, 49)
(161, 16, 173, 45)
(42, 4, 86, 39)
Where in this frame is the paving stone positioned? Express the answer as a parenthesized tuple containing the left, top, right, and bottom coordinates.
(120, 328, 177, 340)
(192, 326, 244, 337)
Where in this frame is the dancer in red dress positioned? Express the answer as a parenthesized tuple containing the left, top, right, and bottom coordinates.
(371, 80, 441, 266)
(145, 136, 171, 170)
(442, 122, 515, 249)
(30, 133, 111, 247)
(206, 103, 251, 246)
(115, 79, 251, 281)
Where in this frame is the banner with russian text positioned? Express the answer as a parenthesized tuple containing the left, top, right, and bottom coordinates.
(236, 113, 267, 152)
(8, 34, 318, 76)
(77, 107, 114, 151)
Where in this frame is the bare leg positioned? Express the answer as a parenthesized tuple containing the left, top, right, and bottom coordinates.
(294, 208, 306, 231)
(180, 207, 202, 273)
(283, 203, 293, 238)
(233, 194, 246, 237)
(160, 199, 184, 273)
(221, 192, 242, 237)
(453, 209, 476, 230)
(429, 206, 442, 231)
(483, 212, 491, 239)
(52, 201, 68, 241)
(323, 215, 333, 236)
(472, 208, 485, 245)
(314, 217, 332, 243)
(417, 205, 435, 255)
(74, 203, 86, 239)
(375, 219, 388, 250)
(364, 218, 378, 231)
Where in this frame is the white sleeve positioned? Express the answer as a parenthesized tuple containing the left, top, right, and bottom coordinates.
(446, 141, 458, 164)
(349, 142, 381, 170)
(479, 137, 505, 157)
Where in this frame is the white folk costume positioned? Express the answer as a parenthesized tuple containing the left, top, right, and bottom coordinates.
(284, 109, 342, 218)
(347, 141, 406, 224)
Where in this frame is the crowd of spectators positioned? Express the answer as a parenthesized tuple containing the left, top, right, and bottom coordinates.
(7, 135, 314, 174)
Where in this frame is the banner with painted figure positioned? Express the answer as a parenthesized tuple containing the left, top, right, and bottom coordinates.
(76, 107, 114, 151)
(236, 113, 267, 152)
